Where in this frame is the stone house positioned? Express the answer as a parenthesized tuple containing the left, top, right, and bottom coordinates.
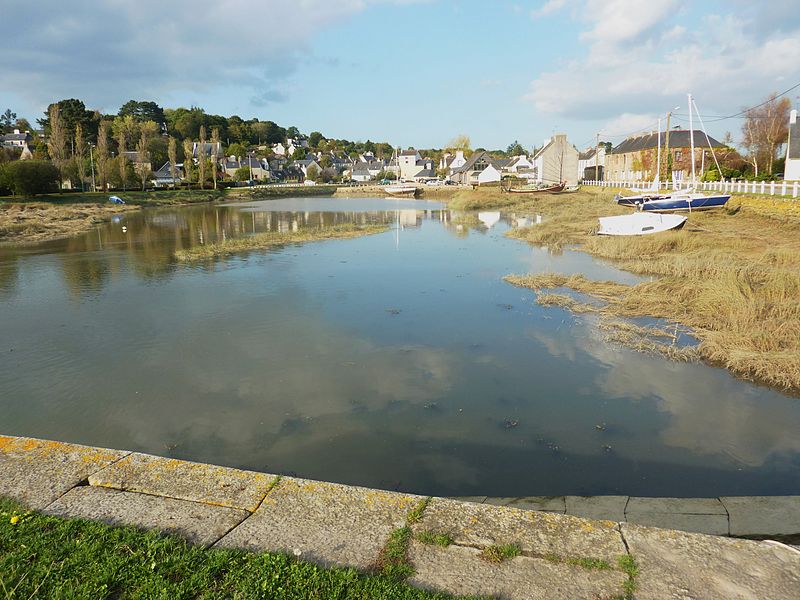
(532, 134, 579, 186)
(605, 129, 724, 182)
(786, 110, 800, 181)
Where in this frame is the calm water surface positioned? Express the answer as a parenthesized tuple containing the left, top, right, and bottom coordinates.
(2, 197, 799, 497)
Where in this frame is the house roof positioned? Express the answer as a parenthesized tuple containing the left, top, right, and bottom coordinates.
(1, 132, 31, 142)
(400, 149, 418, 156)
(451, 151, 499, 174)
(612, 130, 724, 154)
(414, 168, 436, 178)
(495, 158, 512, 168)
(152, 161, 175, 177)
(578, 148, 598, 161)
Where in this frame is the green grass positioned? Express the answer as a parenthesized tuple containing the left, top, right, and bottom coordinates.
(544, 554, 613, 571)
(0, 188, 225, 206)
(373, 526, 415, 581)
(415, 531, 454, 547)
(617, 554, 639, 599)
(406, 498, 431, 525)
(479, 543, 521, 563)
(0, 497, 463, 600)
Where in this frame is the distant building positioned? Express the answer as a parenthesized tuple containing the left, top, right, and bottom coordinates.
(449, 151, 502, 185)
(398, 149, 421, 179)
(1, 129, 34, 159)
(439, 150, 467, 176)
(786, 110, 800, 181)
(151, 161, 180, 187)
(222, 156, 270, 180)
(578, 145, 606, 180)
(605, 129, 724, 182)
(532, 134, 579, 185)
(192, 141, 222, 159)
(502, 155, 535, 176)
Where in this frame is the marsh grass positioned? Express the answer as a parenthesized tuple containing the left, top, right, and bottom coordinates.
(0, 202, 140, 244)
(175, 224, 389, 262)
(498, 189, 800, 394)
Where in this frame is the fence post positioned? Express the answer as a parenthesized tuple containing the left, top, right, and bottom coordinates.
(794, 181, 798, 198)
(782, 181, 787, 196)
(770, 182, 775, 195)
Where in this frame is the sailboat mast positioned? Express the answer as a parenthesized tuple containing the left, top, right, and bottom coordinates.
(656, 117, 662, 187)
(688, 92, 696, 187)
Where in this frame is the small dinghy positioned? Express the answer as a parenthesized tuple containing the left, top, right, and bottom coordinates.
(598, 212, 687, 236)
(108, 195, 125, 204)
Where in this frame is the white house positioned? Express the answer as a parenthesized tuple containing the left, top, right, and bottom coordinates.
(532, 134, 579, 186)
(502, 155, 535, 175)
(439, 150, 467, 176)
(449, 151, 502, 185)
(192, 142, 222, 159)
(578, 145, 606, 180)
(786, 109, 800, 181)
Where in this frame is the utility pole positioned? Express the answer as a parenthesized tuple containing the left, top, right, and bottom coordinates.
(664, 110, 672, 185)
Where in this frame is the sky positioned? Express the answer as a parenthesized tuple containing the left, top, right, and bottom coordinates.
(1, 0, 799, 151)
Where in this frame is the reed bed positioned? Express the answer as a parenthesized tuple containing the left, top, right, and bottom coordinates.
(174, 223, 388, 262)
(500, 190, 800, 394)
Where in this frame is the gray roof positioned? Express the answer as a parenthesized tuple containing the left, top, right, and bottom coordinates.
(612, 130, 724, 154)
(451, 151, 499, 174)
(1, 132, 31, 142)
(400, 149, 418, 156)
(414, 168, 435, 178)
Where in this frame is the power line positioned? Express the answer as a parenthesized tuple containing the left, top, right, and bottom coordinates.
(671, 80, 800, 122)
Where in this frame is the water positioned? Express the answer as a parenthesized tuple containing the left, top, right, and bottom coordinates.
(2, 197, 799, 498)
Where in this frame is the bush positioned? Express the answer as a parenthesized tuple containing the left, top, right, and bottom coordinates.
(0, 160, 60, 197)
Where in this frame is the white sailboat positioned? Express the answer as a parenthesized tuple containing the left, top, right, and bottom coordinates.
(385, 147, 419, 197)
(598, 212, 687, 236)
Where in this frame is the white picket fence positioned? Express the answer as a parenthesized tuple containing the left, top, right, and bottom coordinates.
(583, 179, 799, 199)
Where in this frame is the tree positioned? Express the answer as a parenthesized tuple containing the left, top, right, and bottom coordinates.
(40, 99, 97, 142)
(0, 161, 60, 196)
(116, 129, 128, 191)
(233, 165, 251, 182)
(308, 131, 325, 148)
(118, 100, 165, 126)
(446, 134, 471, 153)
(74, 123, 86, 191)
(1, 109, 17, 133)
(286, 126, 300, 139)
(506, 140, 525, 156)
(225, 143, 247, 158)
(741, 93, 791, 177)
(197, 126, 207, 189)
(319, 155, 333, 169)
(182, 139, 194, 184)
(135, 132, 151, 191)
(47, 104, 68, 188)
(211, 127, 220, 189)
(305, 164, 320, 182)
(96, 121, 110, 192)
(168, 137, 178, 187)
(291, 147, 306, 161)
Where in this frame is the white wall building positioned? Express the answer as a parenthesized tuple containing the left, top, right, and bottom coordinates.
(786, 110, 800, 181)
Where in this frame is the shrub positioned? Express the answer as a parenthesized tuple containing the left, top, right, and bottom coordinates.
(0, 160, 60, 197)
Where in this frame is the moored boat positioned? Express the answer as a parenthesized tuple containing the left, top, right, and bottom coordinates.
(597, 212, 687, 236)
(384, 183, 418, 197)
(638, 192, 730, 212)
(507, 181, 566, 194)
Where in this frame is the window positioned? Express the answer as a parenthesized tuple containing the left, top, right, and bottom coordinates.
(675, 150, 683, 161)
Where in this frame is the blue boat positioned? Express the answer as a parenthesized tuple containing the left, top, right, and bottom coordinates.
(638, 192, 730, 212)
(615, 192, 669, 208)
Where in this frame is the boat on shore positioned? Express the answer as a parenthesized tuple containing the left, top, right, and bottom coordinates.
(598, 212, 687, 236)
(638, 191, 730, 212)
(384, 183, 418, 197)
(506, 181, 566, 194)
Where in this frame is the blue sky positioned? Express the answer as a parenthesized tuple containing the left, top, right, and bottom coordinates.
(2, 0, 799, 151)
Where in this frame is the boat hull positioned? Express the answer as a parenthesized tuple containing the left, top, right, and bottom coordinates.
(598, 212, 687, 236)
(384, 185, 418, 197)
(639, 194, 730, 212)
(507, 182, 566, 194)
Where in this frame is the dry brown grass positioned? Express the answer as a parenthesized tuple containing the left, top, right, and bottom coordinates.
(500, 189, 800, 395)
(0, 202, 140, 244)
(175, 223, 388, 262)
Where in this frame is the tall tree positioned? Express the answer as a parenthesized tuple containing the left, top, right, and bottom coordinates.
(198, 125, 207, 189)
(74, 123, 86, 191)
(116, 129, 128, 192)
(741, 93, 791, 176)
(182, 139, 194, 184)
(210, 127, 220, 190)
(47, 104, 68, 188)
(118, 100, 165, 126)
(446, 134, 471, 153)
(135, 132, 151, 191)
(96, 121, 110, 192)
(168, 136, 178, 188)
(40, 99, 98, 142)
(1, 109, 17, 133)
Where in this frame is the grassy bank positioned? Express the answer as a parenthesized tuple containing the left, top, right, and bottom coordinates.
(0, 497, 458, 600)
(175, 223, 389, 262)
(0, 188, 226, 207)
(489, 188, 800, 394)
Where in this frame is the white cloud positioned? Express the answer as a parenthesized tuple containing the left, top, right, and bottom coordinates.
(0, 0, 406, 113)
(525, 4, 800, 125)
(530, 0, 567, 19)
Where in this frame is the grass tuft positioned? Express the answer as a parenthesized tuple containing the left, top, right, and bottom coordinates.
(617, 554, 639, 599)
(406, 498, 431, 526)
(373, 526, 415, 580)
(479, 543, 521, 563)
(415, 531, 454, 547)
(174, 223, 388, 262)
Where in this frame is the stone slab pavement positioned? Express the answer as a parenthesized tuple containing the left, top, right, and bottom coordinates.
(2, 435, 800, 599)
(0, 435, 129, 510)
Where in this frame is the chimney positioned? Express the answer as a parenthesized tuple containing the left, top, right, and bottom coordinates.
(791, 110, 797, 125)
(13, 129, 20, 134)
